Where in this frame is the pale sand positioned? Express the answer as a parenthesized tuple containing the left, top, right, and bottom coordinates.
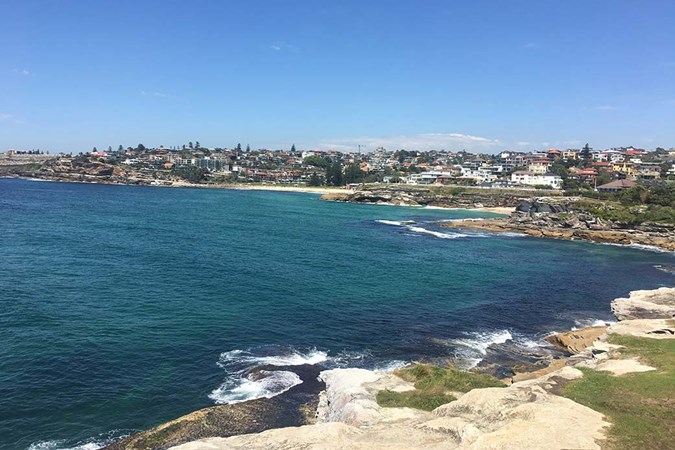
(472, 206, 514, 215)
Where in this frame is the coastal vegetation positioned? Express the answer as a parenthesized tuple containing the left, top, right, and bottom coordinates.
(562, 335, 675, 450)
(376, 364, 505, 411)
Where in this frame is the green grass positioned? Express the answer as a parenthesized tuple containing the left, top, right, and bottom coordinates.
(376, 390, 457, 411)
(561, 336, 675, 449)
(376, 364, 505, 411)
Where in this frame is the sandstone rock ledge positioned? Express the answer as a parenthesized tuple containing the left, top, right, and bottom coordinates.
(610, 286, 675, 321)
(171, 366, 608, 450)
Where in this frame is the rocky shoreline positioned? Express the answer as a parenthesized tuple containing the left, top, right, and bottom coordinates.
(320, 186, 534, 209)
(167, 287, 673, 449)
(440, 198, 675, 251)
(100, 286, 674, 450)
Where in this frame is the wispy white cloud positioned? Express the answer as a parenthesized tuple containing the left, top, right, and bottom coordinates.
(593, 105, 617, 111)
(13, 68, 33, 76)
(266, 42, 299, 52)
(515, 141, 531, 147)
(0, 113, 26, 125)
(523, 43, 538, 49)
(140, 90, 175, 99)
(313, 132, 502, 152)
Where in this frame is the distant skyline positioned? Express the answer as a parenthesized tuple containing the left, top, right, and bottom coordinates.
(2, 1, 675, 153)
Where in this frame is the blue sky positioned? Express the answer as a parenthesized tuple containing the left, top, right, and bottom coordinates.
(2, 1, 675, 153)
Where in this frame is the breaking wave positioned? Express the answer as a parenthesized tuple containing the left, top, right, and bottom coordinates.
(601, 242, 673, 253)
(654, 264, 675, 274)
(572, 317, 616, 329)
(448, 329, 513, 368)
(27, 430, 131, 450)
(216, 348, 329, 369)
(209, 370, 302, 404)
(375, 219, 488, 239)
(209, 348, 329, 404)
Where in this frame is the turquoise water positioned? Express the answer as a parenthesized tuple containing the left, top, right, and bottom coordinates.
(1, 178, 673, 450)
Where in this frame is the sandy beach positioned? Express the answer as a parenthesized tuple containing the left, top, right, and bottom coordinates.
(472, 206, 515, 215)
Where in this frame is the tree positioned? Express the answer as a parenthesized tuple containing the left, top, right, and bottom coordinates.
(136, 143, 146, 151)
(550, 161, 569, 179)
(118, 145, 123, 152)
(291, 144, 296, 152)
(580, 143, 592, 163)
(92, 147, 97, 152)
(304, 154, 331, 168)
(246, 144, 251, 152)
(195, 141, 200, 150)
(326, 161, 343, 186)
(189, 141, 193, 149)
(174, 166, 206, 183)
(344, 164, 364, 184)
(307, 172, 323, 186)
(236, 143, 242, 152)
(107, 146, 112, 152)
(597, 169, 614, 186)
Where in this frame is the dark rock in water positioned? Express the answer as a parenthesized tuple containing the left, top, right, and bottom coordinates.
(104, 364, 324, 450)
(532, 202, 552, 214)
(515, 200, 532, 213)
(474, 341, 561, 379)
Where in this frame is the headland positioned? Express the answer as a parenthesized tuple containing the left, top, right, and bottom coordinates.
(103, 286, 675, 450)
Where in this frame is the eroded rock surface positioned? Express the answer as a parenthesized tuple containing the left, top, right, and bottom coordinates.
(611, 287, 675, 320)
(546, 326, 607, 354)
(170, 366, 608, 450)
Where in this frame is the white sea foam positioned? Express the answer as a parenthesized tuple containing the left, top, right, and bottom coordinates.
(498, 231, 528, 237)
(450, 330, 514, 367)
(406, 225, 469, 239)
(210, 348, 329, 405)
(377, 218, 494, 239)
(435, 218, 472, 223)
(217, 348, 329, 368)
(28, 442, 102, 450)
(512, 336, 544, 349)
(572, 318, 616, 330)
(625, 243, 673, 253)
(373, 360, 408, 372)
(27, 431, 130, 450)
(654, 264, 675, 274)
(375, 219, 405, 226)
(209, 370, 302, 404)
(600, 242, 673, 254)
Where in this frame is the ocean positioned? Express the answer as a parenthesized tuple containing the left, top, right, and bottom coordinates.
(1, 178, 673, 450)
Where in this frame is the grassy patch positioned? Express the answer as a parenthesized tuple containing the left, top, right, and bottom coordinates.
(561, 336, 675, 449)
(376, 390, 456, 411)
(376, 364, 505, 411)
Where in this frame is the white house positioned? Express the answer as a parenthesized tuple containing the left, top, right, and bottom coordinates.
(510, 171, 563, 189)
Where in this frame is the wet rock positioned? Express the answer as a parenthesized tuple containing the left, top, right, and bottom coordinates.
(105, 365, 324, 450)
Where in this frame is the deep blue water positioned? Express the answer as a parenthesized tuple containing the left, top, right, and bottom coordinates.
(0, 178, 673, 450)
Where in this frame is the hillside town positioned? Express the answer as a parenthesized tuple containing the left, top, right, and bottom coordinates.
(2, 143, 675, 192)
